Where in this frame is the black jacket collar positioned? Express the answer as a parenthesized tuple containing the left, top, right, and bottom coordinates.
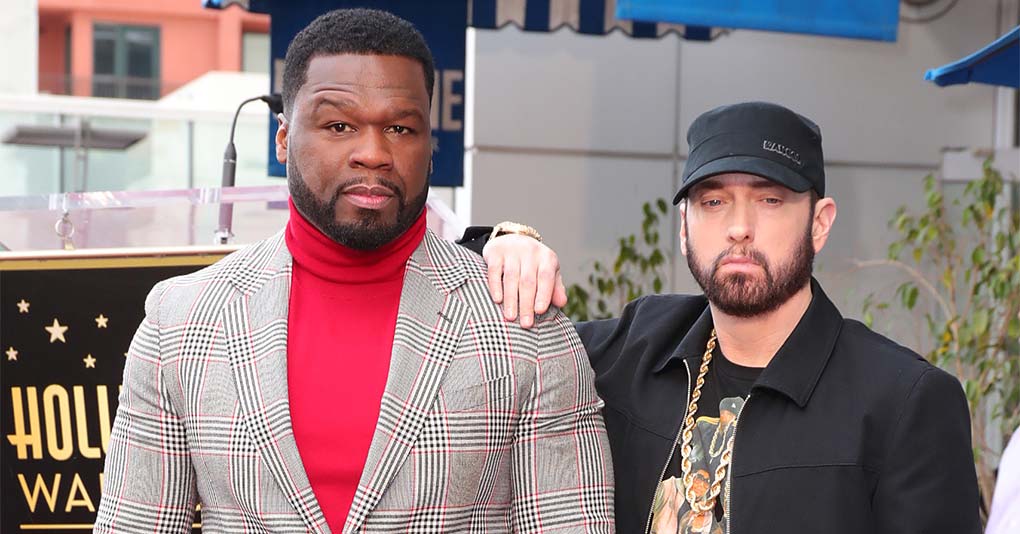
(652, 278, 843, 408)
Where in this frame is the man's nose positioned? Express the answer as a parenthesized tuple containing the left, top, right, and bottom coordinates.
(727, 201, 754, 243)
(348, 129, 393, 170)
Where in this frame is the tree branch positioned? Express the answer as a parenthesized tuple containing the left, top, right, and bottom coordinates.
(850, 258, 955, 326)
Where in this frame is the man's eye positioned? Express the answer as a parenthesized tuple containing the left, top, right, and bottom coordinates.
(702, 199, 723, 207)
(388, 125, 412, 134)
(763, 197, 782, 205)
(329, 123, 352, 133)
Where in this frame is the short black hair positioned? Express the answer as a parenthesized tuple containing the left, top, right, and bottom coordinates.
(281, 8, 435, 115)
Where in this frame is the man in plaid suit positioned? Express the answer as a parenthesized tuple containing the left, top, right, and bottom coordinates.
(95, 9, 613, 533)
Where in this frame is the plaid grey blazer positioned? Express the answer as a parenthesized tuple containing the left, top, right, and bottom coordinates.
(94, 229, 614, 533)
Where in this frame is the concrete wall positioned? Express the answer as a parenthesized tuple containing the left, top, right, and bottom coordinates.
(467, 1, 1016, 328)
(0, 0, 39, 95)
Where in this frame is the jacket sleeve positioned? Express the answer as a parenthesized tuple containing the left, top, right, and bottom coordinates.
(94, 281, 198, 533)
(510, 310, 615, 533)
(872, 367, 982, 534)
(573, 296, 650, 374)
(455, 226, 493, 255)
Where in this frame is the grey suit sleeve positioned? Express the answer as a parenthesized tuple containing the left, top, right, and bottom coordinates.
(872, 367, 982, 534)
(509, 310, 615, 533)
(95, 281, 199, 533)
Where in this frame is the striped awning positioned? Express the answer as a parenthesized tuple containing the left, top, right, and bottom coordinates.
(467, 0, 710, 39)
(202, 0, 714, 40)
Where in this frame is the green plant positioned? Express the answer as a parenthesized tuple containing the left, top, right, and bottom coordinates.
(563, 198, 671, 321)
(859, 159, 1019, 517)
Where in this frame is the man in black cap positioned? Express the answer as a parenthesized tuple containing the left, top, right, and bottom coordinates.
(465, 101, 982, 533)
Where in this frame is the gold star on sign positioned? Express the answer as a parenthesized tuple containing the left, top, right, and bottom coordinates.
(83, 354, 96, 368)
(44, 319, 68, 343)
(16, 299, 30, 313)
(95, 314, 109, 328)
(5, 347, 17, 361)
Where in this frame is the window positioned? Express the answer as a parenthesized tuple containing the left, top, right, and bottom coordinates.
(92, 24, 160, 100)
(242, 32, 269, 74)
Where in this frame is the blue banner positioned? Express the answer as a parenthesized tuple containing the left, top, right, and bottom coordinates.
(263, 0, 466, 186)
(616, 0, 901, 42)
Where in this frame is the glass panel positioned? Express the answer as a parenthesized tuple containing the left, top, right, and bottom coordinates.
(92, 25, 159, 100)
(0, 107, 277, 196)
(0, 187, 460, 250)
(125, 27, 158, 100)
(0, 110, 62, 196)
(92, 28, 116, 76)
(124, 28, 155, 78)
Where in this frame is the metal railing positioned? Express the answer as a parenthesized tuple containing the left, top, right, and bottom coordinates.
(37, 73, 186, 100)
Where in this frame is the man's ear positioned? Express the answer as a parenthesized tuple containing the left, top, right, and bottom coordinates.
(275, 113, 289, 164)
(679, 203, 690, 257)
(811, 197, 837, 253)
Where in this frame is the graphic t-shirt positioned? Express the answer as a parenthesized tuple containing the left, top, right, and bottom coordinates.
(650, 347, 762, 534)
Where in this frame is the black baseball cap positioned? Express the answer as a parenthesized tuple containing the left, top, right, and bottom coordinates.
(673, 102, 825, 204)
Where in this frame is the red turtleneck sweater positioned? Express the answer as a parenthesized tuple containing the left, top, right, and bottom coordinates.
(285, 200, 426, 531)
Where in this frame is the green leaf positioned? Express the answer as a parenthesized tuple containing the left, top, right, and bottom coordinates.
(912, 247, 923, 263)
(892, 211, 909, 231)
(903, 285, 919, 310)
(656, 198, 668, 213)
(863, 310, 874, 328)
(973, 309, 990, 336)
(959, 324, 973, 346)
(888, 242, 903, 259)
(653, 277, 663, 293)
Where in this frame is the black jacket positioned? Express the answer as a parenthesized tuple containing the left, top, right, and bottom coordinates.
(578, 279, 981, 533)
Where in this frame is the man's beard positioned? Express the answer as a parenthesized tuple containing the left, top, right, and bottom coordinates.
(288, 160, 429, 250)
(686, 223, 815, 318)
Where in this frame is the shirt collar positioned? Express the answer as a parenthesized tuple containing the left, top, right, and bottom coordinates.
(652, 278, 843, 408)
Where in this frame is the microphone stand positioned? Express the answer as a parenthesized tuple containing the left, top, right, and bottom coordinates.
(215, 94, 284, 245)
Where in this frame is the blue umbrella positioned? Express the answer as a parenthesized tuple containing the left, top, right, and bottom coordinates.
(925, 26, 1019, 88)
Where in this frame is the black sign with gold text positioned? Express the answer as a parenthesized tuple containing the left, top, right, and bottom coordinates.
(1, 251, 228, 533)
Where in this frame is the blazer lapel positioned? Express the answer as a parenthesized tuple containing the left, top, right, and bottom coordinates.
(343, 231, 470, 532)
(222, 232, 329, 534)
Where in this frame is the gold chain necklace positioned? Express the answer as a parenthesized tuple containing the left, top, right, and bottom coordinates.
(680, 328, 736, 514)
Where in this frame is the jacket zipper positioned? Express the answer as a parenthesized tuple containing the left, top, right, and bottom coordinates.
(644, 359, 693, 534)
(725, 393, 751, 534)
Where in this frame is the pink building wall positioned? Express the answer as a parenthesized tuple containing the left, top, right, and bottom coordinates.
(38, 0, 269, 97)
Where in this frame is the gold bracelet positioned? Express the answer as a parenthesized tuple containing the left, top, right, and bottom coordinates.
(490, 221, 542, 242)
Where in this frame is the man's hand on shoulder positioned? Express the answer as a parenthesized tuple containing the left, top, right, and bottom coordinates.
(482, 234, 567, 329)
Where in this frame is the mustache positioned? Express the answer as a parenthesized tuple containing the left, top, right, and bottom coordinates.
(711, 247, 769, 273)
(330, 177, 405, 204)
